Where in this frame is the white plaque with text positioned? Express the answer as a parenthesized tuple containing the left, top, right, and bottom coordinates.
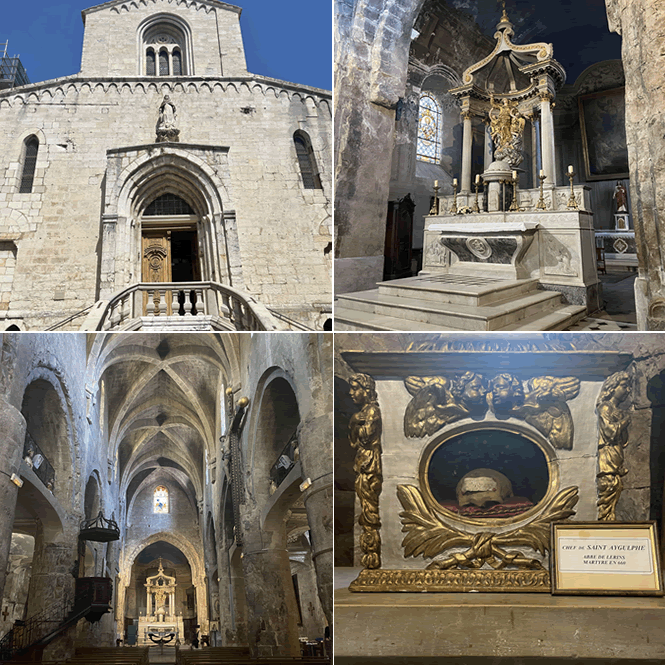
(557, 537, 653, 574)
(551, 522, 663, 596)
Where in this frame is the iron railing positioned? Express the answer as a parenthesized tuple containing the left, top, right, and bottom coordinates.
(269, 430, 299, 490)
(90, 281, 282, 331)
(23, 431, 55, 492)
(0, 590, 73, 660)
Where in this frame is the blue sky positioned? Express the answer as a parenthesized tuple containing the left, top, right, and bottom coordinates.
(2, 0, 332, 91)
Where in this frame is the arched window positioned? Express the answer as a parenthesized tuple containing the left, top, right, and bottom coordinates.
(19, 137, 39, 193)
(146, 49, 156, 76)
(293, 132, 322, 189)
(159, 50, 169, 76)
(172, 49, 182, 76)
(140, 16, 191, 76)
(154, 485, 169, 513)
(417, 93, 442, 163)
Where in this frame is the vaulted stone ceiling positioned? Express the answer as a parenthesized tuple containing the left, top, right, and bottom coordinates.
(87, 333, 241, 514)
(434, 0, 621, 82)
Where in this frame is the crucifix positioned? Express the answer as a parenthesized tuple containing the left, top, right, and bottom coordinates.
(2, 606, 10, 621)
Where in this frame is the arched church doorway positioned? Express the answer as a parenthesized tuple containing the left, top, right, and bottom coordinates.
(141, 193, 202, 284)
(125, 541, 197, 646)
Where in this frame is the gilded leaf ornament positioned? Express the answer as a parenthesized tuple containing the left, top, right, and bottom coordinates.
(397, 484, 579, 570)
(349, 373, 383, 569)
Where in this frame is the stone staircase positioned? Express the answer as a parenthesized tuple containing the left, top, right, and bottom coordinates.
(334, 274, 587, 331)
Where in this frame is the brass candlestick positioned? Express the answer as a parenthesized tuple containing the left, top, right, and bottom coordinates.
(536, 173, 547, 210)
(509, 173, 520, 211)
(567, 169, 578, 209)
(429, 183, 440, 215)
(473, 178, 481, 213)
(449, 180, 458, 214)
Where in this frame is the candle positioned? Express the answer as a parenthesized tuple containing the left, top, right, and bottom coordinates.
(434, 180, 439, 188)
(453, 178, 457, 187)
(539, 169, 544, 178)
(475, 174, 480, 184)
(568, 165, 574, 174)
(512, 170, 517, 180)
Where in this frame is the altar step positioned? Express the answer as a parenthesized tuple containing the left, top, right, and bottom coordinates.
(335, 275, 587, 331)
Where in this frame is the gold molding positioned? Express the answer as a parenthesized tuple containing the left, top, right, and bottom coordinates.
(596, 370, 631, 521)
(349, 373, 383, 569)
(417, 421, 560, 528)
(349, 567, 551, 592)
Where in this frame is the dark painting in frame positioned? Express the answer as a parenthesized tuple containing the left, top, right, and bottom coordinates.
(578, 87, 629, 181)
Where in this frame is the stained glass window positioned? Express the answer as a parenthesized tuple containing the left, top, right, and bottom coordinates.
(417, 94, 442, 163)
(154, 485, 169, 513)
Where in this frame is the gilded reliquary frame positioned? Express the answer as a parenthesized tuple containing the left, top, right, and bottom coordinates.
(344, 341, 634, 594)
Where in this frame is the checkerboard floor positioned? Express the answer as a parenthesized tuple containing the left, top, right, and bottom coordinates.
(566, 317, 637, 331)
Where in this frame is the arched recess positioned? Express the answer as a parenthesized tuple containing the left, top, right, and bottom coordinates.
(137, 13, 194, 76)
(117, 530, 208, 639)
(20, 374, 77, 512)
(100, 148, 239, 300)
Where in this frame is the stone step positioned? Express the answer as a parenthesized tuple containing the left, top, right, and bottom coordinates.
(376, 274, 539, 307)
(334, 307, 457, 331)
(501, 304, 587, 331)
(336, 288, 565, 331)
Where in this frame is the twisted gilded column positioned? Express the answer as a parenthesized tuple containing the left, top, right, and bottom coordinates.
(596, 371, 631, 520)
(348, 374, 382, 569)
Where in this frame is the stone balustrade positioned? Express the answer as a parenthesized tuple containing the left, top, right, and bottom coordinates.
(86, 282, 282, 331)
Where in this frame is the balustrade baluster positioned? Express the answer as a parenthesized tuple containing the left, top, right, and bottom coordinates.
(158, 289, 168, 316)
(183, 290, 193, 316)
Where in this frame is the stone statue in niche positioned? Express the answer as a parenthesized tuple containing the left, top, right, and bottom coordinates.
(488, 95, 525, 168)
(156, 95, 180, 143)
(614, 181, 628, 212)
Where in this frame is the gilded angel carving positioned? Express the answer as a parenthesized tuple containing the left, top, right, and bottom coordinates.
(488, 373, 580, 449)
(397, 484, 579, 571)
(403, 373, 488, 438)
(488, 94, 525, 167)
(349, 373, 383, 568)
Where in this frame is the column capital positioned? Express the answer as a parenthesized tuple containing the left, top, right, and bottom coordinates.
(461, 110, 474, 121)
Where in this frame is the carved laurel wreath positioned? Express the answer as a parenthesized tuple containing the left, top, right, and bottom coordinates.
(397, 484, 579, 570)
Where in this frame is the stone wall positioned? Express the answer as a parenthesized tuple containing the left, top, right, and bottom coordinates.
(80, 0, 247, 79)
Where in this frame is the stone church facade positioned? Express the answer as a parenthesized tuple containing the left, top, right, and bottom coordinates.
(0, 0, 332, 332)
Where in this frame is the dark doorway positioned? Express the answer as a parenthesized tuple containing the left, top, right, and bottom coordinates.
(171, 231, 200, 282)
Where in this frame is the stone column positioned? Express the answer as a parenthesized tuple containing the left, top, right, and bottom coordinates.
(483, 120, 493, 172)
(605, 0, 665, 329)
(297, 411, 333, 630)
(0, 399, 26, 602)
(539, 94, 556, 186)
(240, 548, 300, 657)
(26, 530, 77, 618)
(195, 576, 209, 637)
(460, 111, 474, 192)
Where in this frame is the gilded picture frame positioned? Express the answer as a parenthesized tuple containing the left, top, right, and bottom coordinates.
(578, 87, 629, 181)
(551, 521, 664, 596)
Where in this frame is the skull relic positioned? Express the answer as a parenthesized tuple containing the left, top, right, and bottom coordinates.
(456, 468, 513, 508)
